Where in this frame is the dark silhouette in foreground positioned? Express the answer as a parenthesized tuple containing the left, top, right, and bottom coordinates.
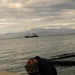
(25, 56, 57, 75)
(49, 53, 75, 66)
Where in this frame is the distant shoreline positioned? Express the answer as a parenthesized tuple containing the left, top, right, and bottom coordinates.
(0, 33, 75, 39)
(42, 33, 75, 37)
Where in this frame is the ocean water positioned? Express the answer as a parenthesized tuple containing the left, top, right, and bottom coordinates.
(0, 35, 75, 75)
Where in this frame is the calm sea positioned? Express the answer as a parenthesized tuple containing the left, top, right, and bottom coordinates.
(0, 35, 75, 75)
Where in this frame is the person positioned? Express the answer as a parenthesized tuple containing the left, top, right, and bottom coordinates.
(24, 56, 57, 75)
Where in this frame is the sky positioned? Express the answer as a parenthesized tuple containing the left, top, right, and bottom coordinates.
(0, 0, 75, 34)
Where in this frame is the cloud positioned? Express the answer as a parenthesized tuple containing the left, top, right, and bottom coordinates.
(32, 19, 43, 22)
(0, 0, 75, 34)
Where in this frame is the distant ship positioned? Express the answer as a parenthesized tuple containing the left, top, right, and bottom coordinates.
(25, 33, 39, 38)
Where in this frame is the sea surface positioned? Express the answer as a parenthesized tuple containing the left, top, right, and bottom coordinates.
(0, 34, 75, 75)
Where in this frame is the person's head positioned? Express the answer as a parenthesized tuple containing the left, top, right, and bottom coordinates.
(24, 58, 38, 75)
(25, 56, 57, 75)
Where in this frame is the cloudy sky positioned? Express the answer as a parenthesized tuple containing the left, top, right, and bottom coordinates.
(0, 0, 75, 34)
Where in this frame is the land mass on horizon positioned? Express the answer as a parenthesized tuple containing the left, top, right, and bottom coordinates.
(0, 28, 75, 38)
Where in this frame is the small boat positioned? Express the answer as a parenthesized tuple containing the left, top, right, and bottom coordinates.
(25, 33, 39, 38)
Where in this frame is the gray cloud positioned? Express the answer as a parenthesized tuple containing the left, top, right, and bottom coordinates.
(0, 0, 75, 34)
